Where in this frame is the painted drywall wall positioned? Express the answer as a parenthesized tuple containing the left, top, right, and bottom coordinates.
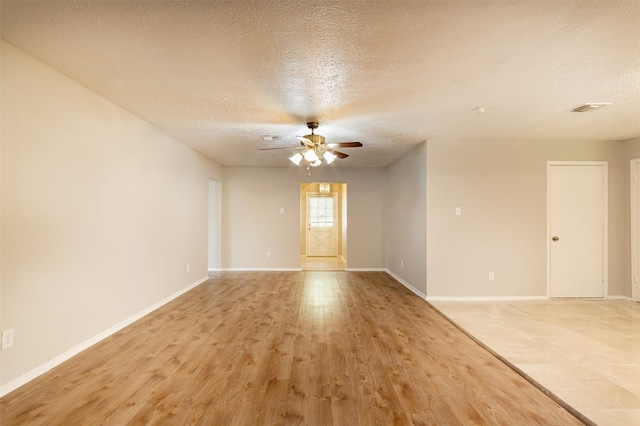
(221, 167, 302, 269)
(386, 142, 427, 296)
(622, 137, 640, 297)
(0, 41, 221, 387)
(426, 139, 625, 298)
(221, 167, 386, 270)
(208, 179, 222, 270)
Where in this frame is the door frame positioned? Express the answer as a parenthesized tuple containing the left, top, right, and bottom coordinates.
(546, 161, 608, 298)
(630, 159, 640, 302)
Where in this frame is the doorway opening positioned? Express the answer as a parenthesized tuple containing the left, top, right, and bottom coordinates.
(300, 182, 347, 271)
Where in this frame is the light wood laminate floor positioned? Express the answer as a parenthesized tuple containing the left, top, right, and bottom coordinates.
(1, 272, 585, 425)
(432, 299, 640, 426)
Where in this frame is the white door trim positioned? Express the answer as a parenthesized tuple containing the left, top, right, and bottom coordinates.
(546, 161, 608, 298)
(630, 159, 640, 302)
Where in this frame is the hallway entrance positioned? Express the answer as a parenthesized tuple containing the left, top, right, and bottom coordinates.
(300, 182, 347, 271)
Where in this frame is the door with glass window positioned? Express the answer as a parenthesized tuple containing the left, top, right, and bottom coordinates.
(306, 193, 338, 256)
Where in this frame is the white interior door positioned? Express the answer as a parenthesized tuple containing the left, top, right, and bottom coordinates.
(548, 162, 606, 298)
(307, 193, 338, 257)
(631, 159, 640, 302)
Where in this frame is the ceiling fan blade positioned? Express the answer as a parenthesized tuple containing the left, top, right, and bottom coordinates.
(329, 141, 362, 148)
(259, 146, 300, 150)
(328, 148, 349, 159)
(297, 137, 314, 147)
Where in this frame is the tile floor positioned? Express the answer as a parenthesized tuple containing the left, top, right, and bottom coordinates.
(431, 299, 640, 426)
(301, 255, 346, 271)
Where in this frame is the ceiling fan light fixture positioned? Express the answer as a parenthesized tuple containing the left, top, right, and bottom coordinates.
(278, 122, 362, 175)
(289, 152, 303, 165)
(323, 151, 337, 164)
(304, 149, 319, 163)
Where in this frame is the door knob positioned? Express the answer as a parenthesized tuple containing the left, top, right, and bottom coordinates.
(552, 236, 559, 241)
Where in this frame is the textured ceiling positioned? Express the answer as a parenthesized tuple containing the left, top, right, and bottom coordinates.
(2, 0, 639, 167)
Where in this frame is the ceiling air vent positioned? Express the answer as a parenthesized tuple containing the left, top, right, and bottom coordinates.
(571, 102, 612, 112)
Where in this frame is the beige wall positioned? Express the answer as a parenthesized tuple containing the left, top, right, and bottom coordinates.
(622, 137, 640, 296)
(208, 179, 222, 270)
(222, 167, 386, 270)
(221, 167, 303, 269)
(426, 139, 625, 298)
(386, 142, 427, 295)
(1, 42, 221, 387)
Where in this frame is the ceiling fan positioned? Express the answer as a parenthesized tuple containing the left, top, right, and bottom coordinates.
(260, 122, 362, 174)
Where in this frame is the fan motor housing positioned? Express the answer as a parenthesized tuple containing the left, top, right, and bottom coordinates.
(304, 133, 325, 145)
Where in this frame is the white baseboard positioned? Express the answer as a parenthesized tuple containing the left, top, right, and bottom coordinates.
(217, 267, 388, 272)
(385, 269, 427, 299)
(426, 296, 548, 302)
(0, 275, 209, 398)
(345, 267, 386, 272)
(429, 295, 636, 303)
(215, 267, 391, 272)
(607, 295, 632, 301)
(221, 267, 302, 272)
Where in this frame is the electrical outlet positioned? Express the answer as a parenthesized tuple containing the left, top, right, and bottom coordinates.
(266, 251, 272, 258)
(400, 260, 404, 268)
(2, 329, 14, 350)
(186, 264, 190, 272)
(489, 271, 495, 281)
